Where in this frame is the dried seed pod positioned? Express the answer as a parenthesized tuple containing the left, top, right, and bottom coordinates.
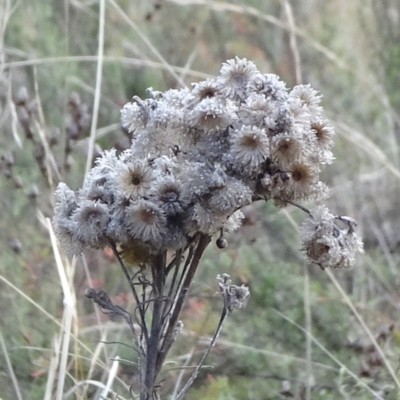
(216, 237, 228, 249)
(15, 86, 29, 105)
(48, 128, 60, 147)
(27, 184, 39, 203)
(9, 238, 22, 254)
(13, 175, 23, 189)
(1, 152, 14, 168)
(66, 92, 90, 141)
(2, 167, 12, 179)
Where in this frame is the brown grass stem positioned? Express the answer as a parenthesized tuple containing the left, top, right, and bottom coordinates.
(85, 0, 105, 177)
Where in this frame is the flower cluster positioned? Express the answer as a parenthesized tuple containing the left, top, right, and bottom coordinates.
(53, 57, 361, 267)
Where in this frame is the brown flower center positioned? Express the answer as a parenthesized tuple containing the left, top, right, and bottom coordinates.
(241, 135, 259, 149)
(139, 209, 156, 224)
(202, 89, 216, 99)
(131, 174, 142, 186)
(291, 164, 312, 182)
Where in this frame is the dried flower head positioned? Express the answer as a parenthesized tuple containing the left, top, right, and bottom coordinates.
(311, 119, 335, 150)
(192, 203, 228, 235)
(237, 93, 279, 128)
(121, 99, 150, 133)
(287, 162, 318, 200)
(54, 223, 84, 257)
(54, 182, 78, 219)
(125, 199, 167, 246)
(270, 133, 303, 168)
(217, 273, 250, 312)
(115, 160, 155, 199)
(208, 178, 252, 215)
(247, 73, 288, 102)
(72, 200, 110, 247)
(188, 78, 222, 105)
(153, 178, 189, 215)
(230, 125, 269, 172)
(187, 97, 235, 131)
(219, 57, 259, 101)
(300, 205, 364, 269)
(290, 84, 322, 114)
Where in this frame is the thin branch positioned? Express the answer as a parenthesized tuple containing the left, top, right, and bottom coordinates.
(0, 332, 23, 400)
(84, 0, 105, 176)
(161, 251, 185, 328)
(143, 252, 167, 400)
(166, 249, 183, 275)
(108, 239, 149, 343)
(175, 308, 228, 400)
(166, 252, 183, 303)
(155, 234, 211, 378)
(284, 199, 312, 216)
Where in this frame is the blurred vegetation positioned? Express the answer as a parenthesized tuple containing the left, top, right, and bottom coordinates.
(1, 0, 400, 399)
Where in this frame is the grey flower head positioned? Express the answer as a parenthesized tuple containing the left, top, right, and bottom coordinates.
(247, 73, 288, 102)
(219, 57, 259, 101)
(188, 78, 223, 105)
(121, 100, 149, 133)
(300, 205, 364, 269)
(152, 177, 189, 216)
(270, 133, 303, 168)
(54, 182, 77, 219)
(125, 199, 167, 247)
(72, 199, 109, 246)
(290, 84, 322, 114)
(217, 273, 250, 312)
(237, 93, 279, 128)
(230, 125, 269, 173)
(287, 162, 319, 200)
(310, 119, 335, 161)
(114, 159, 155, 199)
(187, 97, 236, 131)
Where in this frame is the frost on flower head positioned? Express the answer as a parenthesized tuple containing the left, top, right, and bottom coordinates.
(53, 57, 363, 271)
(114, 159, 155, 199)
(219, 57, 258, 101)
(229, 125, 269, 173)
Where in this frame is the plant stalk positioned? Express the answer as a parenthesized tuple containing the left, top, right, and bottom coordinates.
(142, 251, 166, 400)
(154, 234, 211, 378)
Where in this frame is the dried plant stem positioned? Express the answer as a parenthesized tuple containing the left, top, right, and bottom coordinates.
(155, 234, 211, 378)
(175, 307, 228, 400)
(107, 236, 211, 399)
(85, 0, 105, 176)
(303, 267, 312, 400)
(0, 332, 23, 400)
(142, 252, 167, 400)
(281, 0, 302, 85)
(108, 238, 148, 344)
(284, 199, 312, 216)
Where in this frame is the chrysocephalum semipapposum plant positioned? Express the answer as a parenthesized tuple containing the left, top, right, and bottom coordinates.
(53, 57, 363, 399)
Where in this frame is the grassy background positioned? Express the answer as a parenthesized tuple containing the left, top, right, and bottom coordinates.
(1, 0, 400, 399)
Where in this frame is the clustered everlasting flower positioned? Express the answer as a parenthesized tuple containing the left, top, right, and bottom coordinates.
(53, 57, 362, 268)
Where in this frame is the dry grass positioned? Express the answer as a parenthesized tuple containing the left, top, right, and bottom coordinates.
(1, 0, 400, 399)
